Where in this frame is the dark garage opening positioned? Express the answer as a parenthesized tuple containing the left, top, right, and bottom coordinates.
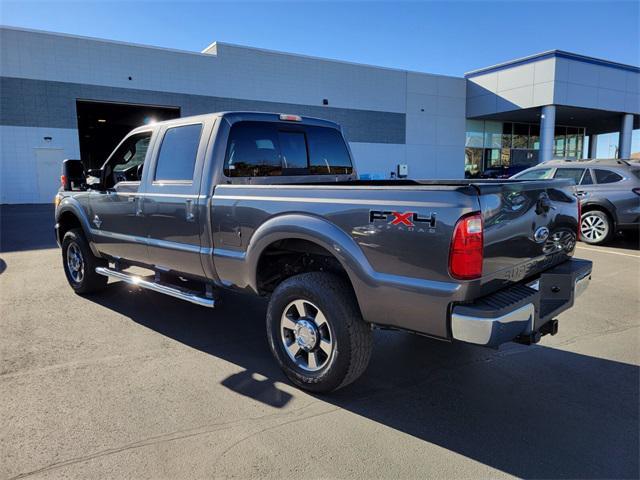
(76, 100, 180, 169)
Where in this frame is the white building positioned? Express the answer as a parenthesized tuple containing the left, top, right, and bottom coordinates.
(0, 26, 638, 203)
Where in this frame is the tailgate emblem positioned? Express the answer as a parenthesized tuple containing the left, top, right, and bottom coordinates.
(534, 226, 550, 243)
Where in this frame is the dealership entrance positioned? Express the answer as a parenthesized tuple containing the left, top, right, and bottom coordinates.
(76, 100, 180, 169)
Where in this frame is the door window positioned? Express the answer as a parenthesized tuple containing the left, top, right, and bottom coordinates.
(154, 124, 203, 181)
(594, 169, 623, 184)
(107, 132, 152, 187)
(516, 168, 554, 180)
(554, 168, 585, 184)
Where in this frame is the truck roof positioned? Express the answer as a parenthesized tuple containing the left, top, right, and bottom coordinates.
(132, 111, 342, 132)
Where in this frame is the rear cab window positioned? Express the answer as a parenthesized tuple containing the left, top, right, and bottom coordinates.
(224, 121, 353, 177)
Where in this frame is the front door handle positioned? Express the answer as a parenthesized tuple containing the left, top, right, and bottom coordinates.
(185, 199, 195, 222)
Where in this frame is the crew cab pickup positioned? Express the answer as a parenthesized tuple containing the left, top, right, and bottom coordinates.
(55, 112, 592, 392)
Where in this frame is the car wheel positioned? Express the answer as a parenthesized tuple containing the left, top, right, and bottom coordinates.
(266, 272, 373, 393)
(580, 211, 611, 245)
(62, 228, 108, 294)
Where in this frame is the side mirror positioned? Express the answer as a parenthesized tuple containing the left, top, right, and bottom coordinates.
(61, 159, 86, 191)
(86, 168, 103, 189)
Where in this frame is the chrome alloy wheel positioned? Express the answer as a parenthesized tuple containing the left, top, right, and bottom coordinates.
(66, 242, 85, 283)
(280, 299, 334, 372)
(581, 213, 609, 243)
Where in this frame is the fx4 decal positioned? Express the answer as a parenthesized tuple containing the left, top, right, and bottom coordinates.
(369, 211, 437, 229)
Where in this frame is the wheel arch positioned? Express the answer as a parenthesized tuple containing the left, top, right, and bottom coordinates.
(245, 214, 373, 312)
(56, 198, 101, 256)
(581, 200, 617, 228)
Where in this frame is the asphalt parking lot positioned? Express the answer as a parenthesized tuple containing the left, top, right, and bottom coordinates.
(1, 204, 638, 479)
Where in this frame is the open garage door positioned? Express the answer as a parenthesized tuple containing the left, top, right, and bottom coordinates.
(76, 100, 180, 169)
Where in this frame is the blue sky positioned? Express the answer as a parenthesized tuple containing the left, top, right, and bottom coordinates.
(1, 1, 639, 77)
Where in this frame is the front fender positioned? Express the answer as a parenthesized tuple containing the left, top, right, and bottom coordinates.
(56, 195, 101, 257)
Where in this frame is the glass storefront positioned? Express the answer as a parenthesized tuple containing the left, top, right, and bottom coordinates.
(465, 120, 586, 177)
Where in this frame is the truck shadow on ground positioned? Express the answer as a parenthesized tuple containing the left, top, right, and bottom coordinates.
(89, 283, 639, 479)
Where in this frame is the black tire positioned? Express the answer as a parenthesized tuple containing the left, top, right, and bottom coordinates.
(61, 228, 108, 294)
(580, 210, 612, 245)
(266, 272, 373, 393)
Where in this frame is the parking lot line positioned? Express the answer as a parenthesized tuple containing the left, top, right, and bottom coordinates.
(576, 245, 640, 258)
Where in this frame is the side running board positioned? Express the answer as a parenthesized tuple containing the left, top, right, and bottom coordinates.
(95, 267, 215, 308)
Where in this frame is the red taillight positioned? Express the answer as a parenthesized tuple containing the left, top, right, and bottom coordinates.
(60, 175, 67, 189)
(449, 212, 483, 280)
(577, 196, 582, 241)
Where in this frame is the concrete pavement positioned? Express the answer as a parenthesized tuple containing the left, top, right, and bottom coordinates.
(1, 205, 638, 479)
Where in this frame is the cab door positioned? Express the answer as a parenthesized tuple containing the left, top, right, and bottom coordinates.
(89, 130, 154, 262)
(142, 119, 212, 278)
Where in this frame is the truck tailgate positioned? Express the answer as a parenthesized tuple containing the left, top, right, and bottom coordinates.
(474, 178, 579, 292)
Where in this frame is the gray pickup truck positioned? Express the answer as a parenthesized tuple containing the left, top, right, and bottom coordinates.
(55, 111, 592, 392)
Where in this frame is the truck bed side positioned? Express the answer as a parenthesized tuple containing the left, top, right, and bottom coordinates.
(209, 183, 479, 338)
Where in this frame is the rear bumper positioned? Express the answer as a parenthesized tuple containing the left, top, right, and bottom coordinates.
(450, 258, 592, 347)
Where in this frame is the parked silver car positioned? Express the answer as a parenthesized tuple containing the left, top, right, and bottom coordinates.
(513, 159, 640, 245)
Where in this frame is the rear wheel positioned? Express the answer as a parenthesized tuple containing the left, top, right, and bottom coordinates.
(62, 228, 108, 294)
(580, 211, 612, 245)
(266, 272, 373, 393)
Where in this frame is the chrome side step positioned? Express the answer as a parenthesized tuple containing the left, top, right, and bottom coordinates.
(95, 267, 215, 308)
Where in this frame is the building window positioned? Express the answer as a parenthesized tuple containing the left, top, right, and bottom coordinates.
(465, 120, 586, 174)
(465, 120, 484, 148)
(552, 126, 586, 159)
(554, 126, 566, 158)
(485, 148, 502, 168)
(529, 124, 540, 149)
(465, 147, 483, 178)
(512, 123, 529, 149)
(566, 127, 580, 159)
(502, 123, 513, 148)
(484, 121, 502, 148)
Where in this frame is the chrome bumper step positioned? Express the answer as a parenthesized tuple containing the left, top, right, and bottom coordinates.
(95, 267, 215, 308)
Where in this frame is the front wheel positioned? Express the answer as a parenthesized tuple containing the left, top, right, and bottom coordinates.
(581, 211, 612, 245)
(62, 228, 108, 294)
(266, 272, 373, 393)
